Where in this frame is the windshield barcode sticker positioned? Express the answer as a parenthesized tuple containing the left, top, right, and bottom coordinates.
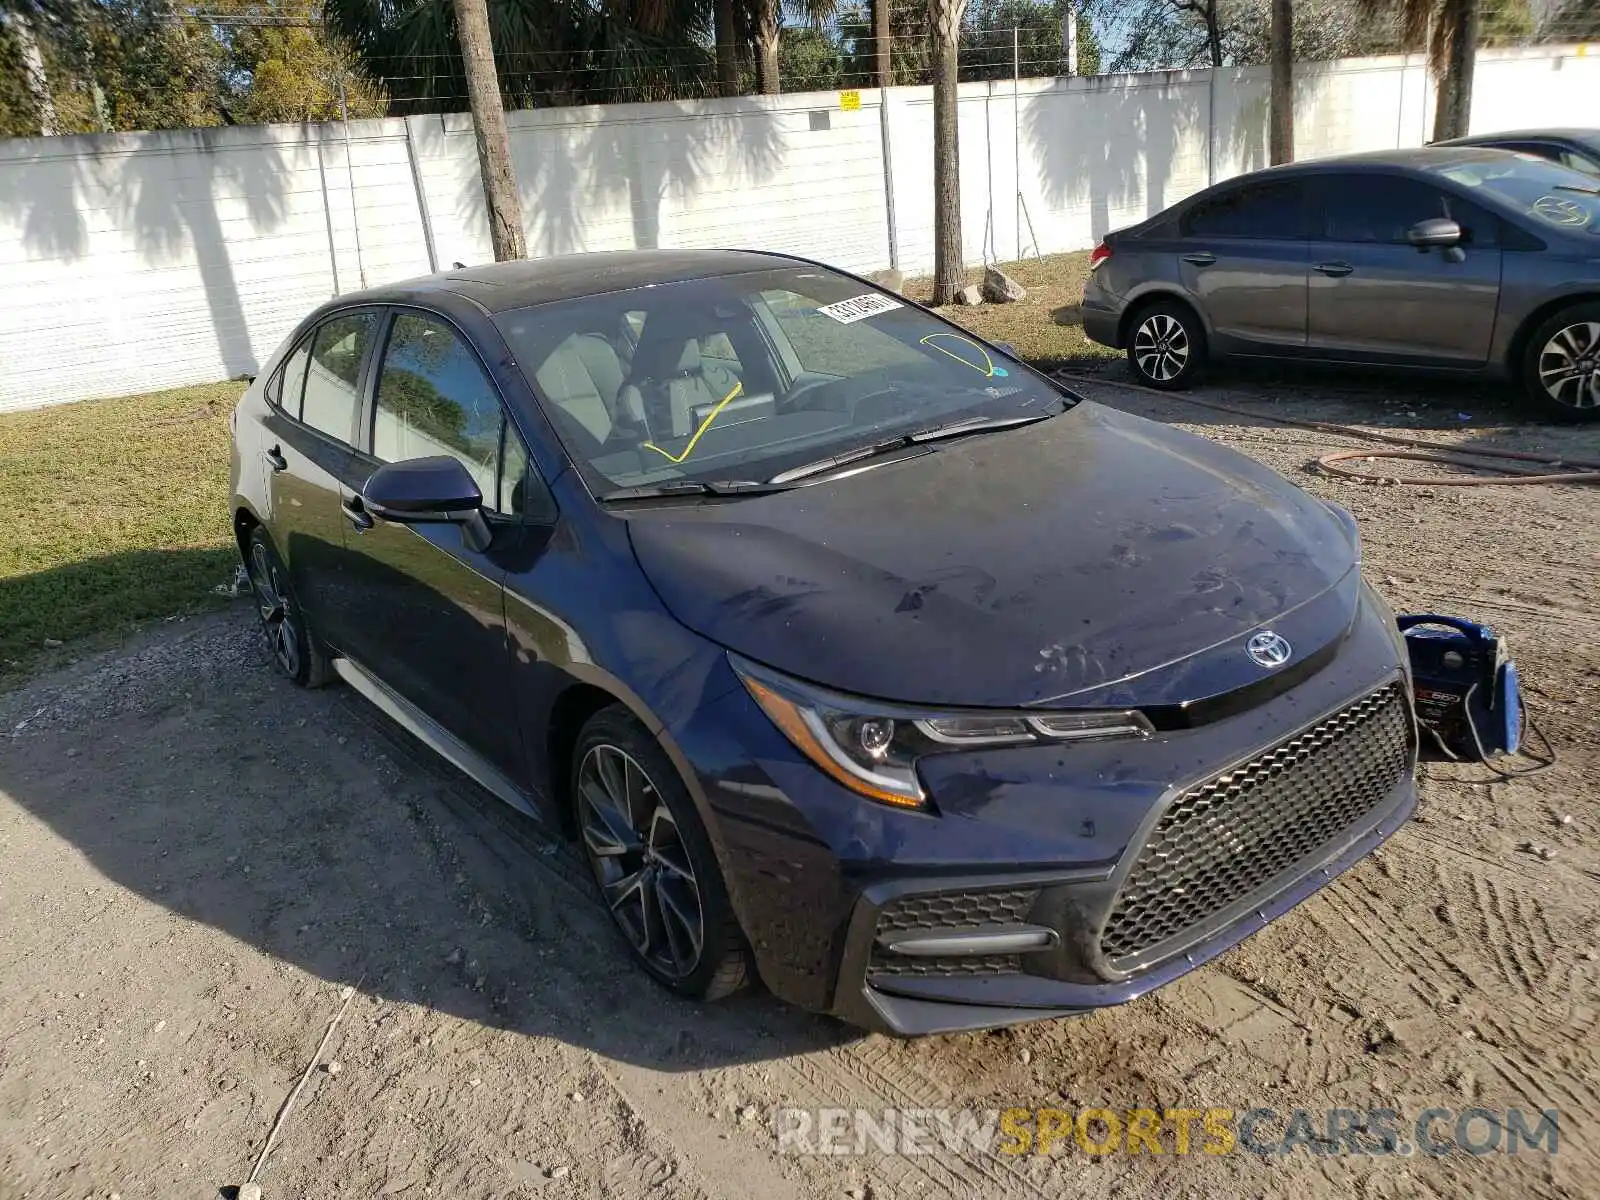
(817, 294, 903, 324)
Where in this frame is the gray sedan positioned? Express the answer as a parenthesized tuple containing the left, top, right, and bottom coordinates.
(1080, 147, 1600, 420)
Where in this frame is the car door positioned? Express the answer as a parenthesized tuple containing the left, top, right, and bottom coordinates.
(258, 309, 380, 652)
(1175, 176, 1311, 354)
(338, 309, 552, 780)
(1306, 172, 1503, 365)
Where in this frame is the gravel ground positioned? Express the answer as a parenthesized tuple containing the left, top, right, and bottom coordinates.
(1, 365, 1596, 1200)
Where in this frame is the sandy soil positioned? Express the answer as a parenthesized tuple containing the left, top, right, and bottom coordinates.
(1, 365, 1597, 1200)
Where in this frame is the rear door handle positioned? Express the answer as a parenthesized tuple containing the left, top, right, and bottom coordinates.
(1182, 252, 1217, 266)
(1314, 261, 1354, 277)
(341, 496, 375, 532)
(264, 445, 288, 473)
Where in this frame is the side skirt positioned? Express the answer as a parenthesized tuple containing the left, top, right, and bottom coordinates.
(331, 656, 544, 823)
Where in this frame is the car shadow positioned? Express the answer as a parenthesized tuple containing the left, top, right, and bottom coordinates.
(0, 597, 858, 1072)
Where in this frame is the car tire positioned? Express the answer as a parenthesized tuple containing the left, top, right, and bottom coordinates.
(1520, 303, 1600, 422)
(1126, 299, 1206, 390)
(571, 705, 751, 1001)
(242, 526, 332, 688)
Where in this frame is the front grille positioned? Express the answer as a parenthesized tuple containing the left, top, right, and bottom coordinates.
(871, 953, 1023, 978)
(1100, 683, 1411, 970)
(869, 887, 1039, 979)
(876, 887, 1040, 933)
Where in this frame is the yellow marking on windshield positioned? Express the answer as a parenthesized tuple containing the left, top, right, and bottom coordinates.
(918, 332, 1008, 378)
(642, 380, 744, 464)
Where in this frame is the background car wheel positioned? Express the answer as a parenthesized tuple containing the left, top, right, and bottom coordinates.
(1522, 303, 1600, 422)
(572, 706, 750, 1001)
(243, 527, 331, 688)
(1126, 299, 1206, 391)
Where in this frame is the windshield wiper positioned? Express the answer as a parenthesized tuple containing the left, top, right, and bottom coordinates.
(908, 412, 1056, 443)
(768, 410, 1058, 486)
(599, 479, 793, 502)
(1552, 184, 1600, 196)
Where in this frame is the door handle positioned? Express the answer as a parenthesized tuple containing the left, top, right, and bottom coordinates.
(1182, 252, 1217, 266)
(264, 445, 288, 473)
(1314, 261, 1354, 277)
(341, 496, 375, 532)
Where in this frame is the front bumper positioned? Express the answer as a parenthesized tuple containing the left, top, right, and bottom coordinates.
(833, 766, 1415, 1035)
(672, 588, 1415, 1034)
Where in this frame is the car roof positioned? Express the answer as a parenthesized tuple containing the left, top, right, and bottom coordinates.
(1270, 145, 1528, 173)
(341, 248, 807, 315)
(1438, 128, 1600, 147)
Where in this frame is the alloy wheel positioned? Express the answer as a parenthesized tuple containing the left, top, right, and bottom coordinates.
(576, 744, 705, 980)
(1133, 313, 1191, 383)
(1537, 321, 1600, 411)
(247, 541, 302, 678)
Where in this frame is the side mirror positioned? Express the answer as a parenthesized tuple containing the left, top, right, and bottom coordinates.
(363, 456, 492, 551)
(1407, 218, 1462, 248)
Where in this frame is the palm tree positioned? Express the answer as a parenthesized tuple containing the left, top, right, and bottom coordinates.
(323, 0, 717, 111)
(929, 0, 968, 305)
(1357, 0, 1479, 141)
(1269, 0, 1291, 163)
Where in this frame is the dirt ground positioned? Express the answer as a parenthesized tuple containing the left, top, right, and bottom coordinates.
(2, 363, 1597, 1200)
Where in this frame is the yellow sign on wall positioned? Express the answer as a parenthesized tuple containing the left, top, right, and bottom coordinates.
(839, 90, 862, 111)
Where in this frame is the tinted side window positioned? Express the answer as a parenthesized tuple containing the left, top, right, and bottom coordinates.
(303, 313, 375, 441)
(1183, 180, 1305, 239)
(271, 339, 312, 418)
(1320, 176, 1490, 245)
(374, 314, 504, 507)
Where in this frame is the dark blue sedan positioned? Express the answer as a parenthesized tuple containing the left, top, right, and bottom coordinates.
(229, 250, 1417, 1035)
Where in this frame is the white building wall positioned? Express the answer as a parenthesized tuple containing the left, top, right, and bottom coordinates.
(1, 44, 1595, 411)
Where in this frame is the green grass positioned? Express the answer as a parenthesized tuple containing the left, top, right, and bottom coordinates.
(0, 381, 245, 682)
(905, 250, 1118, 370)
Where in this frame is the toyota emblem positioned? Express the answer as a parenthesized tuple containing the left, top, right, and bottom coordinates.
(1247, 630, 1292, 668)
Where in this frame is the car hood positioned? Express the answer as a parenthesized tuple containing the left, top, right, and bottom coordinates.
(624, 402, 1360, 710)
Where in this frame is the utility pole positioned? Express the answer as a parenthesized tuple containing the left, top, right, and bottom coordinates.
(453, 0, 526, 261)
(1064, 2, 1079, 76)
(1269, 0, 1294, 164)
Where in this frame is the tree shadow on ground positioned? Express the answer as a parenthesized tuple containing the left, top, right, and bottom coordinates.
(0, 587, 855, 1072)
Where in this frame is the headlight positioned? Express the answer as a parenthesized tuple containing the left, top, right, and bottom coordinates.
(732, 656, 1152, 810)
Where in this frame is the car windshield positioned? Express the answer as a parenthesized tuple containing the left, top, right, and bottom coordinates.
(493, 267, 1066, 492)
(1428, 155, 1600, 234)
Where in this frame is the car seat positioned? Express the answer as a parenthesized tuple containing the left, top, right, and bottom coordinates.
(618, 315, 740, 440)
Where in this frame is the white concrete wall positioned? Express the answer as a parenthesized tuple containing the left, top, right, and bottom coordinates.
(1, 43, 1595, 411)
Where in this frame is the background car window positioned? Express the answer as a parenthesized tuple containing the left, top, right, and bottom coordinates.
(760, 289, 925, 375)
(1559, 149, 1600, 179)
(271, 339, 312, 419)
(374, 313, 503, 506)
(1319, 175, 1493, 244)
(1182, 180, 1305, 239)
(302, 313, 374, 441)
